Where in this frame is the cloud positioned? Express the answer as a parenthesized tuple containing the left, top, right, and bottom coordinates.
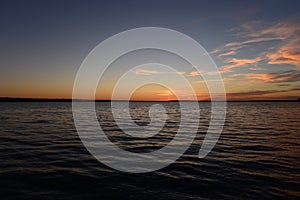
(226, 86, 300, 100)
(227, 90, 282, 96)
(238, 18, 300, 69)
(135, 69, 186, 75)
(277, 84, 291, 87)
(135, 69, 160, 75)
(212, 17, 300, 71)
(220, 57, 262, 73)
(210, 44, 241, 57)
(291, 87, 300, 91)
(187, 70, 202, 76)
(266, 38, 300, 68)
(218, 50, 236, 57)
(248, 67, 264, 71)
(245, 20, 300, 39)
(245, 70, 300, 83)
(224, 36, 284, 47)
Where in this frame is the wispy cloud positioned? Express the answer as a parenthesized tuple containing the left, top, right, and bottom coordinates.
(211, 17, 300, 71)
(277, 84, 291, 87)
(210, 45, 240, 56)
(245, 70, 300, 83)
(226, 86, 300, 100)
(224, 36, 284, 48)
(228, 90, 283, 96)
(266, 38, 300, 68)
(218, 50, 236, 57)
(135, 69, 186, 75)
(186, 70, 202, 76)
(248, 67, 264, 71)
(243, 20, 300, 39)
(221, 57, 262, 73)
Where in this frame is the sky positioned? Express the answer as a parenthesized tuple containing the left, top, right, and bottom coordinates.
(1, 0, 300, 100)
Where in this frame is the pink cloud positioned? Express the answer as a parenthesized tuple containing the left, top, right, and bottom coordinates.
(218, 50, 236, 57)
(220, 57, 262, 73)
(212, 17, 300, 72)
(187, 70, 202, 76)
(248, 67, 265, 71)
(224, 36, 284, 47)
(135, 69, 186, 75)
(245, 70, 300, 83)
(266, 38, 300, 69)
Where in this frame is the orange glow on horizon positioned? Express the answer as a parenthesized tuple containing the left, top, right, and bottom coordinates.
(129, 85, 177, 101)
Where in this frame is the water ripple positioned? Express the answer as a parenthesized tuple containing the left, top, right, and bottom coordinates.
(0, 102, 299, 199)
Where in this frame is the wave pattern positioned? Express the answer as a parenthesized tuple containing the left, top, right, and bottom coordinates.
(0, 102, 300, 199)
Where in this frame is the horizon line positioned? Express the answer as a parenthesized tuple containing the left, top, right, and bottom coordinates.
(0, 97, 299, 102)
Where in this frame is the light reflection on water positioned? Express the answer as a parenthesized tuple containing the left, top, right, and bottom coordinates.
(0, 102, 300, 199)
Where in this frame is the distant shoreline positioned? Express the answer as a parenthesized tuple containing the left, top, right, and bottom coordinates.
(0, 97, 299, 102)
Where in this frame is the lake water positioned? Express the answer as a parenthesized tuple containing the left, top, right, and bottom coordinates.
(0, 102, 300, 199)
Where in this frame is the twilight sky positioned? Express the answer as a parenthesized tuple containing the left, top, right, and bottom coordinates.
(1, 0, 300, 100)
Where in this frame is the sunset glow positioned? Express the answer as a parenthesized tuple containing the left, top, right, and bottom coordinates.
(0, 1, 299, 101)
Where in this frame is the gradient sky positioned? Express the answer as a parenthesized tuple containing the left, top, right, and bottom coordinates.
(1, 0, 300, 100)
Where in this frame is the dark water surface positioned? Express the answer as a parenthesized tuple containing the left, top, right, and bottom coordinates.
(0, 102, 299, 199)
